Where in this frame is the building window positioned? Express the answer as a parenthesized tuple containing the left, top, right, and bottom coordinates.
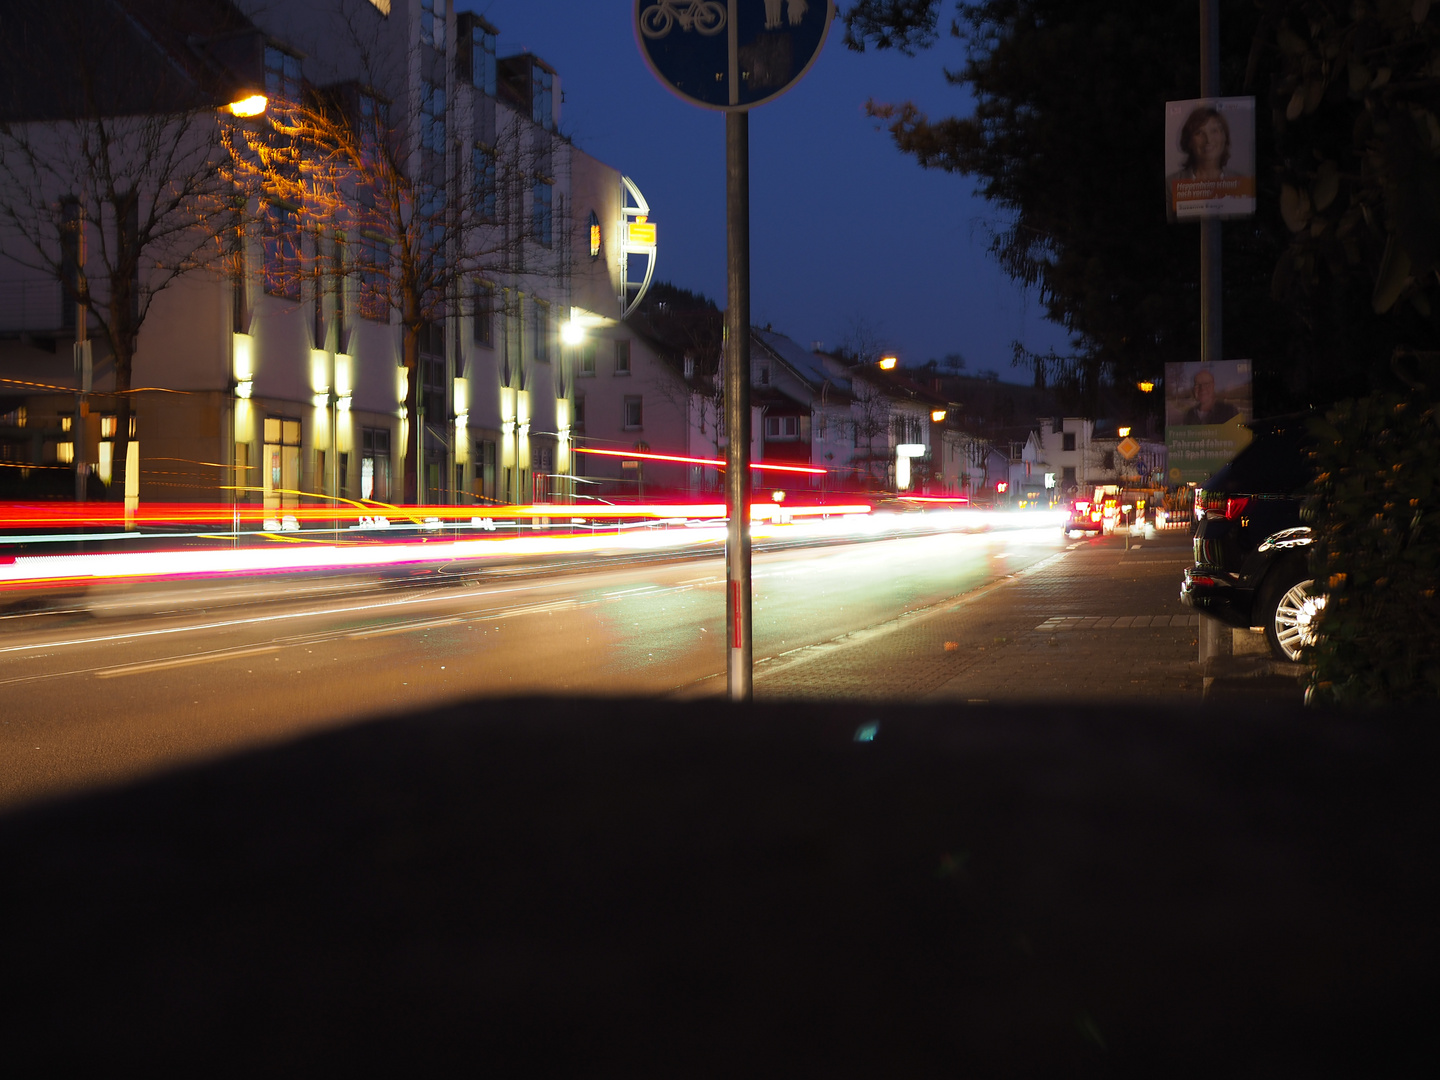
(59, 196, 80, 331)
(764, 415, 799, 440)
(614, 339, 630, 375)
(574, 395, 585, 431)
(587, 210, 601, 258)
(757, 364, 770, 386)
(578, 343, 596, 376)
(475, 439, 496, 500)
(264, 46, 302, 104)
(532, 300, 551, 364)
(1062, 432, 1076, 451)
(421, 0, 446, 51)
(361, 426, 391, 501)
(358, 230, 389, 320)
(473, 282, 494, 346)
(532, 64, 554, 130)
(623, 396, 642, 430)
(262, 202, 301, 299)
(532, 179, 552, 247)
(332, 237, 347, 351)
(263, 416, 303, 509)
(467, 19, 496, 94)
(421, 80, 446, 156)
(1102, 450, 1115, 470)
(472, 144, 496, 221)
(1062, 465, 1076, 486)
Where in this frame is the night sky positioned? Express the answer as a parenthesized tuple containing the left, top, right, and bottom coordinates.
(468, 1, 1070, 378)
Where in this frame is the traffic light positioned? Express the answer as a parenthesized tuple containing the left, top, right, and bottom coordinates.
(996, 481, 1008, 493)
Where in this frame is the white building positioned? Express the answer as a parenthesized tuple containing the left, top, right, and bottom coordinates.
(1, 0, 656, 511)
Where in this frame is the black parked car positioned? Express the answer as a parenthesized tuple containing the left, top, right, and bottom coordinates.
(1180, 415, 1326, 661)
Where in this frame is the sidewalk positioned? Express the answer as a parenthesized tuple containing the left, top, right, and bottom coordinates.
(756, 527, 1309, 707)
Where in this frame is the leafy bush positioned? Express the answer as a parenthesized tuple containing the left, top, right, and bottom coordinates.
(1305, 395, 1440, 704)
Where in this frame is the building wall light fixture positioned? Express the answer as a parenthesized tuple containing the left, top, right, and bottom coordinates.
(227, 95, 267, 117)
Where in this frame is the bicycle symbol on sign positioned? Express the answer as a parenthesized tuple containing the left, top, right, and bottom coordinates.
(639, 1, 727, 38)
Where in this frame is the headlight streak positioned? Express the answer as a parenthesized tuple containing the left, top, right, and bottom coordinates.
(1, 508, 1064, 594)
(0, 526, 1064, 696)
(0, 557, 738, 667)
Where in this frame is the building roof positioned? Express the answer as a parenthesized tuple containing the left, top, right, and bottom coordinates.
(751, 327, 835, 389)
(1, 0, 264, 123)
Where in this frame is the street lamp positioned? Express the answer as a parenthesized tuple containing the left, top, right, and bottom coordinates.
(878, 354, 897, 371)
(226, 94, 267, 118)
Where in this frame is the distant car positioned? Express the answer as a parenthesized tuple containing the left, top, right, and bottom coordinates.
(1180, 415, 1325, 661)
(1064, 498, 1104, 538)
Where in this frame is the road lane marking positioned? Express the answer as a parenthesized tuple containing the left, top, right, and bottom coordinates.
(0, 576, 603, 657)
(346, 617, 465, 639)
(94, 644, 280, 679)
(1034, 615, 1200, 631)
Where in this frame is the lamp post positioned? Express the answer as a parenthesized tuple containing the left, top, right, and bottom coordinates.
(222, 91, 266, 527)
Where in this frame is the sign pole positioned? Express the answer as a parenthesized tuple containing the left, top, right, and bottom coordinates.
(1197, 0, 1230, 666)
(725, 108, 752, 701)
(632, 0, 836, 701)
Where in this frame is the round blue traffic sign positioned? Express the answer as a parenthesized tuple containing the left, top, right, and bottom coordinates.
(634, 0, 834, 111)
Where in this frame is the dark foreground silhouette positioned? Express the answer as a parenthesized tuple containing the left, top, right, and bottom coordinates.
(2, 698, 1435, 1077)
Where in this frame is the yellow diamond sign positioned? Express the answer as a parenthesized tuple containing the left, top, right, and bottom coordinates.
(1117, 436, 1141, 461)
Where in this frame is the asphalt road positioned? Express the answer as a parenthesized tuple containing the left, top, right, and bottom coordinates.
(0, 525, 1067, 808)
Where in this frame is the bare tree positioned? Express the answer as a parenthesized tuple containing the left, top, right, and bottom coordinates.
(832, 316, 897, 487)
(0, 0, 240, 497)
(228, 6, 557, 502)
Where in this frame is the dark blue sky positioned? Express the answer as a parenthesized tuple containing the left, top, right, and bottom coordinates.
(469, 1, 1070, 377)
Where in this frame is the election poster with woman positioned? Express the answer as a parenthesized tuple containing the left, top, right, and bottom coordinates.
(1165, 97, 1256, 221)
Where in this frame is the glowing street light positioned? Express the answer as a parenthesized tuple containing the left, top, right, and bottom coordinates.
(878, 354, 897, 371)
(931, 409, 947, 422)
(226, 94, 267, 118)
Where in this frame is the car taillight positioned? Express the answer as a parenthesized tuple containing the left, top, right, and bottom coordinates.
(1225, 497, 1250, 520)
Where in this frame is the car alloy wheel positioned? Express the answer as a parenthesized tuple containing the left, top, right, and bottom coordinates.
(1268, 578, 1326, 662)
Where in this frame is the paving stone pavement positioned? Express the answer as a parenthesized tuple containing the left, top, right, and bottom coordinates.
(756, 528, 1217, 705)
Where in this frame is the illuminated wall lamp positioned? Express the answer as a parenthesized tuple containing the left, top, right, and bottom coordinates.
(878, 355, 897, 370)
(227, 94, 267, 118)
(931, 410, 947, 422)
(235, 379, 253, 399)
(561, 319, 585, 346)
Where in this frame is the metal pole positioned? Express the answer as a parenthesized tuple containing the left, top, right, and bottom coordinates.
(1197, 0, 1231, 668)
(725, 109, 752, 701)
(73, 216, 90, 503)
(1199, 0, 1222, 371)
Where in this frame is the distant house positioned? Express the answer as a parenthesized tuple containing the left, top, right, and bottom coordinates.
(1031, 418, 1167, 501)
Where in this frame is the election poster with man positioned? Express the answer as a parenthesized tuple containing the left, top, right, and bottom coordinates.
(1165, 360, 1254, 483)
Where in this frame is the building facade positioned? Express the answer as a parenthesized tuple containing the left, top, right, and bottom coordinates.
(1, 0, 655, 512)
